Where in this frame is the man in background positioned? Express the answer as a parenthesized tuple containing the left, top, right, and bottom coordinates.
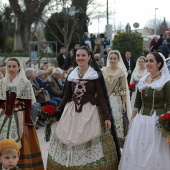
(57, 47, 66, 69)
(123, 51, 136, 84)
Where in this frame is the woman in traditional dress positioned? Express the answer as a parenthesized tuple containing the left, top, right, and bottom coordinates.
(130, 56, 147, 109)
(101, 50, 131, 148)
(0, 58, 44, 170)
(119, 52, 170, 170)
(47, 46, 120, 170)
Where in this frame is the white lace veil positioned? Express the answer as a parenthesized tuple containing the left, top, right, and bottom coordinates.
(107, 50, 132, 120)
(0, 58, 36, 102)
(138, 52, 170, 92)
(130, 56, 147, 84)
(159, 52, 170, 77)
(107, 50, 127, 76)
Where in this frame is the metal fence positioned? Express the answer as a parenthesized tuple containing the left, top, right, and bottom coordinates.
(28, 41, 57, 68)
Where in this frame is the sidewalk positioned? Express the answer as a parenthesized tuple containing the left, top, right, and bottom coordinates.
(37, 122, 57, 170)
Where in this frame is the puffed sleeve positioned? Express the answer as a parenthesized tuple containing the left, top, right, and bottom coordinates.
(95, 79, 111, 120)
(164, 81, 170, 113)
(23, 99, 34, 126)
(119, 75, 126, 95)
(0, 100, 5, 108)
(58, 81, 72, 111)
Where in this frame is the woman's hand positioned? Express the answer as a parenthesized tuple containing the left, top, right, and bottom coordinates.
(122, 104, 126, 113)
(122, 106, 126, 113)
(105, 120, 111, 131)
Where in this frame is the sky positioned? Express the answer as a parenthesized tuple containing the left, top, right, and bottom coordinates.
(2, 0, 170, 34)
(88, 0, 170, 33)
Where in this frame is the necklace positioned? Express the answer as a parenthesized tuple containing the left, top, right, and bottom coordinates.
(150, 72, 161, 82)
(78, 66, 89, 78)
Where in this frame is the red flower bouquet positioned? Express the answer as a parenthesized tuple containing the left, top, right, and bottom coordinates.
(41, 105, 56, 142)
(156, 113, 170, 144)
(128, 84, 135, 92)
(41, 105, 56, 116)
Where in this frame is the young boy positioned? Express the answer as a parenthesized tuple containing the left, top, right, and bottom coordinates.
(0, 139, 20, 170)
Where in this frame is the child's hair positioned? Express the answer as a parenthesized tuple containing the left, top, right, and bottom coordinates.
(0, 148, 18, 156)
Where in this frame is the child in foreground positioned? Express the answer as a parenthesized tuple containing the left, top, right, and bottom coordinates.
(0, 139, 20, 170)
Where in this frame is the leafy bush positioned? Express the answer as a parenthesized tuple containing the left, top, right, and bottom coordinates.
(112, 32, 144, 60)
(6, 37, 14, 52)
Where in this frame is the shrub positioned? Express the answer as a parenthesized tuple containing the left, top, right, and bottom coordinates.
(112, 32, 144, 60)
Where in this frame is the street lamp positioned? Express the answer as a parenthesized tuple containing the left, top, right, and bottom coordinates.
(154, 8, 158, 35)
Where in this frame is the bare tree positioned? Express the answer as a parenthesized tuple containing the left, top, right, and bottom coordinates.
(116, 22, 124, 32)
(9, 0, 51, 51)
(145, 18, 162, 34)
(42, 0, 101, 51)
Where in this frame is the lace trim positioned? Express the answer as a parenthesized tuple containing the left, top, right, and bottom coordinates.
(138, 73, 170, 92)
(112, 90, 126, 96)
(48, 134, 104, 167)
(6, 86, 17, 92)
(0, 77, 36, 102)
(110, 95, 124, 138)
(0, 109, 23, 148)
(101, 67, 124, 84)
(133, 107, 139, 112)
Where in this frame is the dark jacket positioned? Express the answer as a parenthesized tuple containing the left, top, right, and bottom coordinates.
(48, 75, 63, 98)
(63, 58, 75, 71)
(158, 44, 170, 58)
(123, 57, 136, 84)
(150, 39, 157, 52)
(57, 53, 66, 68)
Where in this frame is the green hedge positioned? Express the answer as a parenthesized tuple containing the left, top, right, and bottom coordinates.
(112, 32, 144, 60)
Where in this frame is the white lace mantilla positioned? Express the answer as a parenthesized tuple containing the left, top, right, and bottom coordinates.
(138, 73, 170, 92)
(48, 134, 104, 167)
(101, 67, 124, 84)
(0, 77, 36, 102)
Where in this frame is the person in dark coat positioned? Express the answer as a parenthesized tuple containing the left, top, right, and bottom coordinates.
(150, 36, 157, 52)
(123, 51, 136, 84)
(63, 50, 75, 71)
(158, 40, 170, 58)
(156, 34, 164, 49)
(57, 47, 66, 69)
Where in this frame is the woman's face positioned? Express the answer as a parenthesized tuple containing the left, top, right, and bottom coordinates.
(138, 58, 145, 68)
(109, 53, 119, 66)
(146, 54, 160, 73)
(7, 61, 20, 79)
(76, 49, 91, 68)
(70, 52, 74, 58)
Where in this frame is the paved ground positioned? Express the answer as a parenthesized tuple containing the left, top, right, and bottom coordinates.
(37, 122, 57, 170)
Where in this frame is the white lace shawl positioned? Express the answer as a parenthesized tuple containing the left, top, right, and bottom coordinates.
(0, 66, 36, 102)
(138, 73, 170, 92)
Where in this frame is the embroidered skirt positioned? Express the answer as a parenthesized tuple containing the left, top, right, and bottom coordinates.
(47, 102, 118, 169)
